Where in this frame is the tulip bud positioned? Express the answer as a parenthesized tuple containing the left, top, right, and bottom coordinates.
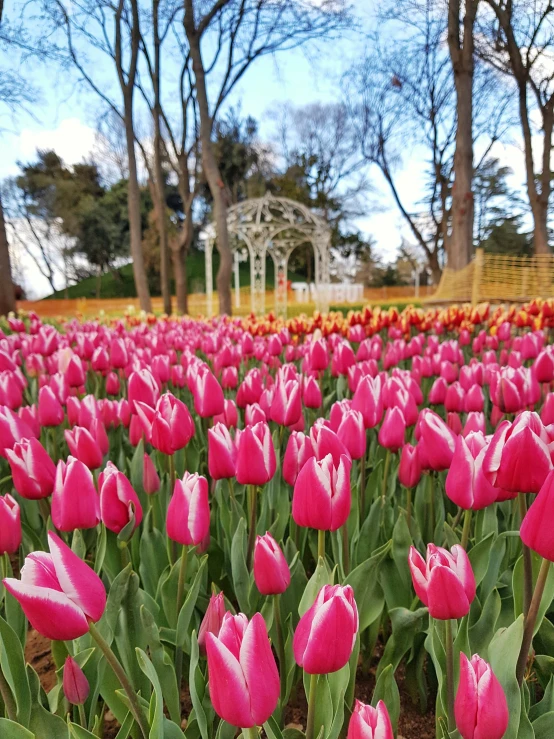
(136, 393, 194, 455)
(0, 406, 36, 457)
(65, 426, 104, 470)
(6, 437, 56, 499)
(206, 612, 280, 727)
(310, 421, 350, 466)
(520, 469, 554, 561)
(378, 407, 406, 452)
(63, 656, 90, 705)
(208, 423, 237, 480)
(282, 431, 315, 487)
(336, 409, 366, 460)
(270, 379, 302, 427)
(446, 433, 498, 510)
(0, 495, 21, 554)
(167, 472, 210, 546)
(235, 422, 276, 486)
(303, 375, 322, 408)
(128, 369, 160, 412)
(455, 653, 509, 739)
(253, 533, 290, 595)
(347, 700, 394, 739)
(198, 592, 226, 654)
(99, 461, 143, 534)
(143, 453, 160, 495)
(192, 368, 225, 418)
(293, 584, 358, 674)
(244, 403, 266, 426)
(398, 443, 421, 488)
(293, 454, 351, 531)
(352, 375, 383, 429)
(38, 385, 64, 427)
(52, 457, 101, 532)
(106, 371, 120, 395)
(408, 544, 476, 619)
(416, 409, 457, 471)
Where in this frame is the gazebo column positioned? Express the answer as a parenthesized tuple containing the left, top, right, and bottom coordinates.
(314, 232, 331, 313)
(250, 240, 266, 315)
(234, 250, 241, 309)
(272, 247, 289, 318)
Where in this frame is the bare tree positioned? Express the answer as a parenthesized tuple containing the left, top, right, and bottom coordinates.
(448, 0, 479, 269)
(50, 0, 152, 311)
(478, 0, 554, 254)
(183, 0, 351, 315)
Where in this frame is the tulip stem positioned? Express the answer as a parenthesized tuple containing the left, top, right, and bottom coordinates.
(461, 509, 472, 549)
(429, 474, 436, 540)
(406, 487, 412, 530)
(520, 494, 534, 618)
(360, 451, 367, 520)
(317, 529, 325, 561)
(341, 524, 350, 575)
(242, 727, 258, 739)
(381, 449, 391, 501)
(246, 486, 257, 569)
(305, 672, 318, 739)
(516, 557, 551, 685)
(176, 545, 189, 622)
(88, 621, 149, 739)
(273, 594, 286, 701)
(0, 661, 16, 721)
(227, 477, 235, 503)
(78, 703, 87, 728)
(445, 618, 455, 733)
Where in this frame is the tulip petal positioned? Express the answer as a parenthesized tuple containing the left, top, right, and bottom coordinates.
(20, 552, 63, 590)
(3, 579, 90, 640)
(48, 532, 106, 623)
(300, 597, 356, 674)
(427, 566, 470, 619)
(240, 613, 280, 725)
(455, 653, 478, 739)
(206, 633, 253, 728)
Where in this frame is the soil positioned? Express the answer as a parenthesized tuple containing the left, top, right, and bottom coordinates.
(26, 632, 436, 738)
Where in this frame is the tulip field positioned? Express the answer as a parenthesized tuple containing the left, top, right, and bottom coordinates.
(4, 301, 554, 739)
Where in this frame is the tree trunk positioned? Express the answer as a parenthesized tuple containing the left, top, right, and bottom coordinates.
(184, 12, 232, 315)
(96, 267, 102, 299)
(448, 0, 476, 271)
(0, 198, 16, 316)
(124, 98, 152, 313)
(153, 0, 171, 314)
(428, 250, 443, 285)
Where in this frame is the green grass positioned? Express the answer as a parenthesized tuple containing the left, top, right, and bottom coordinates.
(47, 251, 306, 300)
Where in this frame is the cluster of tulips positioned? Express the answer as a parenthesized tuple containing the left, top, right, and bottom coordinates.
(2, 306, 554, 739)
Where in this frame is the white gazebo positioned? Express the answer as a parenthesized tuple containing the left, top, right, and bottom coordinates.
(201, 193, 331, 317)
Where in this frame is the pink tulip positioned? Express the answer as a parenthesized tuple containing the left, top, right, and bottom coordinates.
(292, 454, 351, 531)
(206, 612, 280, 727)
(4, 531, 106, 640)
(398, 443, 421, 488)
(38, 385, 64, 427)
(236, 370, 264, 408)
(303, 375, 322, 408)
(483, 412, 552, 493)
(378, 407, 406, 452)
(106, 371, 121, 395)
(464, 412, 486, 436)
(455, 653, 509, 739)
(63, 656, 90, 705)
(52, 457, 101, 531)
(0, 495, 21, 554)
(352, 375, 383, 429)
(282, 430, 315, 487)
(336, 409, 366, 460)
(416, 409, 457, 471)
(64, 354, 86, 388)
(198, 592, 226, 654)
(128, 368, 160, 412)
(208, 423, 237, 480)
(408, 544, 476, 619)
(308, 338, 329, 372)
(192, 368, 225, 418)
(109, 338, 128, 369)
(520, 469, 554, 561)
(6, 437, 56, 500)
(347, 700, 394, 739)
(136, 393, 194, 455)
(99, 461, 143, 534)
(270, 379, 302, 427)
(235, 422, 276, 486)
(253, 532, 290, 595)
(65, 426, 104, 470)
(0, 406, 36, 457)
(310, 421, 350, 466)
(445, 433, 498, 510)
(167, 472, 210, 546)
(143, 453, 160, 494)
(294, 584, 358, 674)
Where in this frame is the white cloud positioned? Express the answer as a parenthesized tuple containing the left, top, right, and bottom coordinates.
(18, 117, 96, 167)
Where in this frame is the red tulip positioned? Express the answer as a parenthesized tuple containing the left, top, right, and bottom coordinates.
(235, 422, 276, 486)
(38, 385, 64, 427)
(0, 495, 21, 554)
(167, 472, 210, 546)
(63, 656, 90, 705)
(253, 532, 290, 595)
(6, 437, 56, 499)
(99, 461, 143, 534)
(4, 531, 106, 640)
(52, 457, 101, 532)
(206, 612, 280, 727)
(198, 592, 226, 654)
(483, 412, 552, 493)
(408, 544, 475, 619)
(293, 584, 358, 674)
(455, 653, 509, 739)
(292, 454, 351, 531)
(347, 700, 394, 739)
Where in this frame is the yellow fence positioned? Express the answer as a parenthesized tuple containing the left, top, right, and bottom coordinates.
(17, 285, 432, 319)
(430, 249, 554, 305)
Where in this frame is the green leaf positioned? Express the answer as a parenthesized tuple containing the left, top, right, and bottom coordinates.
(0, 614, 31, 725)
(488, 616, 525, 739)
(468, 532, 495, 588)
(139, 528, 169, 597)
(299, 557, 333, 617)
(68, 725, 97, 739)
(371, 664, 400, 734)
(264, 715, 284, 739)
(130, 438, 146, 495)
(136, 647, 164, 738)
(94, 524, 107, 575)
(468, 589, 501, 658)
(345, 541, 390, 631)
(377, 607, 428, 679)
(140, 606, 180, 724)
(177, 555, 209, 653)
(533, 710, 554, 739)
(231, 519, 250, 613)
(0, 719, 35, 738)
(530, 676, 554, 722)
(189, 632, 211, 739)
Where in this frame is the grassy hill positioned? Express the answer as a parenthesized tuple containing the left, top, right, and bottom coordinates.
(47, 251, 306, 300)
